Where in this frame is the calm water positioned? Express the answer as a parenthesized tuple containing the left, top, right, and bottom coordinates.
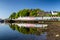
(0, 23, 60, 40)
(0, 23, 47, 40)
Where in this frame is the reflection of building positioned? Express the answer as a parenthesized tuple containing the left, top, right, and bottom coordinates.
(9, 24, 46, 36)
(16, 23, 48, 27)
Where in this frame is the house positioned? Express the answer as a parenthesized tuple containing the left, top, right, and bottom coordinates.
(37, 12, 51, 17)
(51, 11, 58, 15)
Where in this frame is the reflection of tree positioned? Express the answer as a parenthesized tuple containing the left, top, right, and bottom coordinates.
(9, 23, 15, 30)
(9, 24, 46, 35)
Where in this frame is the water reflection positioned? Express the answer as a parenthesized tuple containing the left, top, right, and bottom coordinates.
(0, 23, 47, 40)
(0, 22, 60, 40)
(9, 23, 47, 36)
(8, 23, 60, 40)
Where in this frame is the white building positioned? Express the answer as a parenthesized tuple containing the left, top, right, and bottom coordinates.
(51, 11, 58, 15)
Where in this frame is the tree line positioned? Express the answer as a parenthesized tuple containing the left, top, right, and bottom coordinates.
(9, 8, 60, 19)
(9, 9, 44, 19)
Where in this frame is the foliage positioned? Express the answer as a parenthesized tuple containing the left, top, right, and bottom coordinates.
(9, 24, 46, 35)
(57, 12, 60, 16)
(9, 9, 60, 19)
(9, 9, 44, 19)
(9, 12, 16, 19)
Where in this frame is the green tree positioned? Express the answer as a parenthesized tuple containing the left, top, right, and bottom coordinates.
(9, 12, 16, 19)
(9, 9, 44, 19)
(58, 12, 60, 16)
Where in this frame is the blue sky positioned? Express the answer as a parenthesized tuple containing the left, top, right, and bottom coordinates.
(0, 0, 60, 18)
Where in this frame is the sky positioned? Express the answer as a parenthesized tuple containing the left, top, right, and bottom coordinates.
(0, 0, 60, 19)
